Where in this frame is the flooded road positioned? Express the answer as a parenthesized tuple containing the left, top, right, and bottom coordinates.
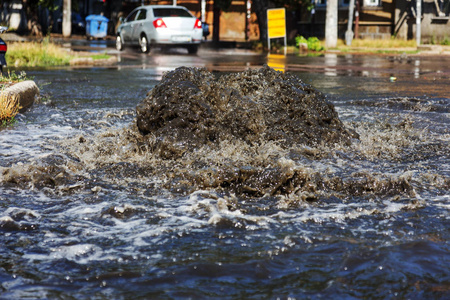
(1, 50, 449, 298)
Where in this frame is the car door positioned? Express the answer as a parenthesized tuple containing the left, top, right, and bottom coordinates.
(131, 9, 147, 43)
(121, 9, 139, 43)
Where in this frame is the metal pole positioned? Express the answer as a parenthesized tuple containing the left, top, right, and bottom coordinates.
(345, 0, 355, 46)
(355, 0, 360, 38)
(416, 0, 421, 45)
(267, 10, 270, 51)
(245, 0, 251, 41)
(201, 0, 206, 22)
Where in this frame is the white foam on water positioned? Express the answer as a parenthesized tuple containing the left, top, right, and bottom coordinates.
(2, 207, 41, 220)
(1, 70, 449, 298)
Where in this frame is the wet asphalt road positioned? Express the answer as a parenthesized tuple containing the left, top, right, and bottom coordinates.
(1, 39, 449, 299)
(62, 39, 450, 101)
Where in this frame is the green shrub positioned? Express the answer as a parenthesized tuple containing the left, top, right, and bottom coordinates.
(295, 35, 308, 47)
(295, 36, 324, 51)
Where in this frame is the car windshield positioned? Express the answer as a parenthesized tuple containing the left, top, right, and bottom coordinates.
(153, 8, 192, 18)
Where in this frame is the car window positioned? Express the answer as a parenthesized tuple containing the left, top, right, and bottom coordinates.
(136, 10, 147, 21)
(153, 8, 192, 18)
(126, 10, 139, 22)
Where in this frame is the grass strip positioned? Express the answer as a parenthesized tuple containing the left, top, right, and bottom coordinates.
(6, 39, 75, 67)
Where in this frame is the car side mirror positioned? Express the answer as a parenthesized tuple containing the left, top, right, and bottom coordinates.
(119, 17, 125, 23)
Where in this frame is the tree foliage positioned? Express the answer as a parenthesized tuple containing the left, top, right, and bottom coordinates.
(29, 0, 60, 12)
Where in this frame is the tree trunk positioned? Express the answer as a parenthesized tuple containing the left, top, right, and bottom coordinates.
(253, 0, 274, 43)
(62, 0, 71, 37)
(213, 1, 220, 42)
(325, 0, 338, 48)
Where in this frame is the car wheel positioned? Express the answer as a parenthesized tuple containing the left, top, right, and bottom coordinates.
(116, 35, 124, 51)
(140, 35, 149, 53)
(187, 45, 198, 54)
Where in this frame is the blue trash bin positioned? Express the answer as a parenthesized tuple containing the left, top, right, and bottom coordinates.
(85, 15, 109, 39)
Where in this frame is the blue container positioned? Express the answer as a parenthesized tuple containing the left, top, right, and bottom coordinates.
(85, 15, 109, 38)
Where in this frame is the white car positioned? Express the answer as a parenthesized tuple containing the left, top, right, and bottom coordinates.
(116, 5, 203, 54)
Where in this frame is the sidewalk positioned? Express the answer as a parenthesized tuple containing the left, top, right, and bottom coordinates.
(416, 44, 450, 55)
(2, 32, 450, 56)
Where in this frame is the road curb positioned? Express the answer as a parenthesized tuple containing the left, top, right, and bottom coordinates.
(70, 56, 118, 66)
(1, 80, 39, 112)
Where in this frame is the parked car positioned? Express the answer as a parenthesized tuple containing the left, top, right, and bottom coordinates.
(0, 26, 7, 73)
(116, 5, 203, 54)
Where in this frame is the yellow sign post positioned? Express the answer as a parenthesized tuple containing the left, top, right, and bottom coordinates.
(267, 8, 286, 53)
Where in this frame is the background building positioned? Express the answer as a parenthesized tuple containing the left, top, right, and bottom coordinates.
(0, 0, 448, 44)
